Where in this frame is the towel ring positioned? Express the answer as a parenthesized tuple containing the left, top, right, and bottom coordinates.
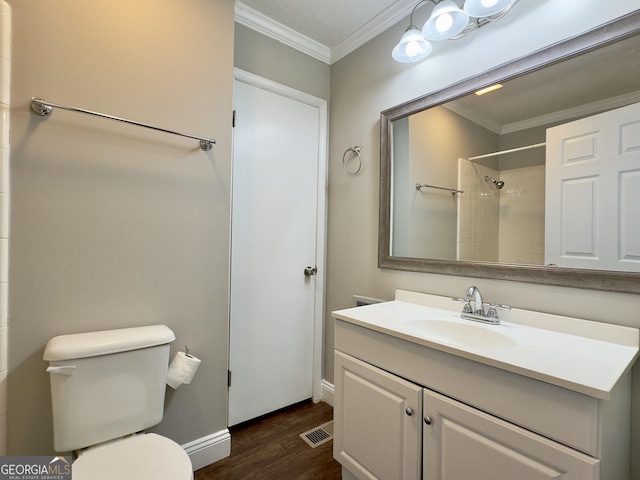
(342, 146, 364, 176)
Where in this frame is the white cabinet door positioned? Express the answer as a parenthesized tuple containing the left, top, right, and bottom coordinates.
(545, 101, 640, 271)
(334, 351, 422, 480)
(423, 389, 599, 480)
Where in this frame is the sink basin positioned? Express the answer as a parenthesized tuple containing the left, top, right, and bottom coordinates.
(404, 319, 517, 349)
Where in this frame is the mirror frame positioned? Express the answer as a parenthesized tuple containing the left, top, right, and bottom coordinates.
(379, 11, 640, 295)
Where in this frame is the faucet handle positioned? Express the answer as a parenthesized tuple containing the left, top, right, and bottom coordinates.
(452, 297, 473, 313)
(486, 303, 511, 318)
(492, 303, 511, 311)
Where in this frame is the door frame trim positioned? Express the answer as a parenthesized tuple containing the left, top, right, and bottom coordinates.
(232, 68, 328, 403)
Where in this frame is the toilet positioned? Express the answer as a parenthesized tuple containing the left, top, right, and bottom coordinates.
(43, 325, 194, 480)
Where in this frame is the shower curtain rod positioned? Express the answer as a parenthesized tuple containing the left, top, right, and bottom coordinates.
(468, 141, 546, 161)
(30, 97, 216, 151)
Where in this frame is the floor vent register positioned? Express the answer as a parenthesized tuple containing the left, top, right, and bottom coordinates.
(299, 420, 334, 448)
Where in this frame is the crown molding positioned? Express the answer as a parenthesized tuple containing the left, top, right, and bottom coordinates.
(235, 0, 417, 65)
(331, 0, 417, 63)
(501, 90, 640, 134)
(444, 91, 640, 136)
(235, 2, 331, 64)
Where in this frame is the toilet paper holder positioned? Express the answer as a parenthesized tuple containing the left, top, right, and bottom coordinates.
(167, 346, 202, 389)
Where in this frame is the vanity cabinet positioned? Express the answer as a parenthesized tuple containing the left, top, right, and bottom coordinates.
(335, 350, 598, 480)
(333, 315, 633, 480)
(334, 351, 422, 480)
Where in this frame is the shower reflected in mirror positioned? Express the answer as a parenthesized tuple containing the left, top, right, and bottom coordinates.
(484, 176, 505, 190)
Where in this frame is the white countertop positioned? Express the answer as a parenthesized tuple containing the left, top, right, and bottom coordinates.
(332, 290, 639, 400)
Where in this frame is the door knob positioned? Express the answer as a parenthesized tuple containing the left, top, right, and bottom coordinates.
(304, 266, 318, 276)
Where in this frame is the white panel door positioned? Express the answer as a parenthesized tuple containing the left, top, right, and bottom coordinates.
(423, 389, 599, 480)
(229, 74, 325, 426)
(545, 101, 640, 271)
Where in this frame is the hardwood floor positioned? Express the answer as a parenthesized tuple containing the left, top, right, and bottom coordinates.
(195, 400, 342, 480)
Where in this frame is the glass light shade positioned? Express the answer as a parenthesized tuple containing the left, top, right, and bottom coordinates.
(422, 0, 470, 41)
(464, 0, 517, 18)
(392, 26, 433, 63)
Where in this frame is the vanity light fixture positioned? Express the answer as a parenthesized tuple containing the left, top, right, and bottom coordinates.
(392, 0, 518, 64)
(392, 25, 433, 63)
(422, 1, 470, 41)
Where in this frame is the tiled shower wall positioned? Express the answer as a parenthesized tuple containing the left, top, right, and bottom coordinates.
(0, 0, 10, 455)
(498, 165, 545, 265)
(457, 159, 500, 262)
(458, 160, 545, 265)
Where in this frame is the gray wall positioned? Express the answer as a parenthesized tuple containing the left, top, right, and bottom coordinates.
(8, 0, 235, 455)
(234, 23, 330, 101)
(325, 1, 640, 475)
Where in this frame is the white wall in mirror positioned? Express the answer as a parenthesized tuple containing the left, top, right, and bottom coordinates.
(392, 102, 547, 265)
(392, 105, 496, 259)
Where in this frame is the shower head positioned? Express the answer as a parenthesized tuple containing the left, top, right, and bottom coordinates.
(484, 176, 505, 190)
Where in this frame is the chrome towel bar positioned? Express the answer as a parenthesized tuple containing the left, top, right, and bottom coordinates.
(415, 183, 463, 195)
(30, 97, 216, 151)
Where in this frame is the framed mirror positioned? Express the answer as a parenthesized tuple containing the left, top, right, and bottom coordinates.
(379, 11, 640, 294)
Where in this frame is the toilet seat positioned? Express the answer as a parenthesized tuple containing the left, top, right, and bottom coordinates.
(72, 433, 193, 480)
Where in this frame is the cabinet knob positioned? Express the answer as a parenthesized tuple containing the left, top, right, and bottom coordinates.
(405, 408, 413, 416)
(424, 416, 432, 425)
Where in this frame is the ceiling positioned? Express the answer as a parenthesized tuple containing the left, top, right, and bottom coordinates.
(235, 0, 416, 64)
(445, 33, 640, 131)
(235, 2, 640, 129)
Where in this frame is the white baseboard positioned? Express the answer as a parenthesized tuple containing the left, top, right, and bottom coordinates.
(182, 429, 231, 471)
(321, 379, 334, 407)
(182, 383, 334, 471)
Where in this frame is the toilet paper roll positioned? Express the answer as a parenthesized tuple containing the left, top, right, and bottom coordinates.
(167, 351, 202, 389)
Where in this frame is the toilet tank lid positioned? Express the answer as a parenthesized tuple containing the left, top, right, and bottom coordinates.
(43, 325, 176, 361)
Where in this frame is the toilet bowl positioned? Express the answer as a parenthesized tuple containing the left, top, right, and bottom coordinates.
(72, 434, 193, 480)
(44, 325, 194, 480)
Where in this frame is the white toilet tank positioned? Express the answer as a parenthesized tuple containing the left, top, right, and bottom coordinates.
(44, 325, 176, 452)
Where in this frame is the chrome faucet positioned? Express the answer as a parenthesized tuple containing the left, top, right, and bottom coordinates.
(466, 285, 484, 315)
(452, 286, 511, 325)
